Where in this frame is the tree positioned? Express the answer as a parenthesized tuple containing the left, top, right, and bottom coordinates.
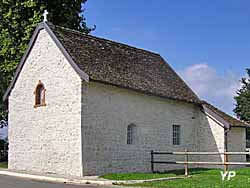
(0, 0, 94, 120)
(234, 68, 250, 124)
(0, 120, 7, 129)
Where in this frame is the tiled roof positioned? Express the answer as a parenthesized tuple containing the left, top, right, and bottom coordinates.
(49, 24, 200, 103)
(202, 101, 248, 127)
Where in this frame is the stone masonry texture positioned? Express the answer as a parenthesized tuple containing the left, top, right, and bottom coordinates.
(81, 82, 245, 175)
(8, 28, 246, 177)
(8, 29, 83, 177)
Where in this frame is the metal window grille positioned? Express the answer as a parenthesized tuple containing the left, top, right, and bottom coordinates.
(127, 125, 134, 144)
(173, 125, 181, 145)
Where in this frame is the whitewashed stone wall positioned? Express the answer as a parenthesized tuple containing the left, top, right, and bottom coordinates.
(195, 114, 246, 169)
(227, 128, 246, 168)
(8, 29, 83, 177)
(81, 82, 224, 175)
(7, 28, 246, 177)
(196, 114, 225, 166)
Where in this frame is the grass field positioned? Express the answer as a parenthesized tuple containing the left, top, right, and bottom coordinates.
(101, 171, 184, 180)
(0, 162, 8, 169)
(102, 168, 250, 188)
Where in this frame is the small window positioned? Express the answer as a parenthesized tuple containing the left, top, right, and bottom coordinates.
(34, 80, 46, 107)
(127, 124, 136, 145)
(173, 125, 181, 145)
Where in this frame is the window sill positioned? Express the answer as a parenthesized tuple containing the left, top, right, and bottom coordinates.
(34, 104, 46, 108)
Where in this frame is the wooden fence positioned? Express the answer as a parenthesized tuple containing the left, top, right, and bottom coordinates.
(151, 150, 250, 176)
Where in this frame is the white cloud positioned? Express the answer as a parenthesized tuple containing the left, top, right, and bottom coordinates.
(179, 63, 241, 115)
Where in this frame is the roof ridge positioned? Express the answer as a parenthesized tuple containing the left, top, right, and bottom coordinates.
(3, 22, 202, 104)
(52, 24, 161, 57)
(44, 22, 201, 104)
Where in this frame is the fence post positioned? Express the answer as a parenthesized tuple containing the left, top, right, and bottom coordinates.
(184, 149, 188, 176)
(151, 150, 154, 173)
(224, 150, 228, 171)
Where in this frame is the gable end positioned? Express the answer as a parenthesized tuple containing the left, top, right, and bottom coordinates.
(3, 22, 89, 101)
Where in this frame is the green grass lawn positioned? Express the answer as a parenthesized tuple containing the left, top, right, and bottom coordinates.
(0, 162, 8, 169)
(102, 168, 250, 188)
(128, 168, 250, 188)
(101, 171, 183, 180)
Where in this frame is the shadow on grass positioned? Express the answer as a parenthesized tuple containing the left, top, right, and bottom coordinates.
(101, 167, 250, 181)
(156, 168, 219, 176)
(101, 168, 219, 181)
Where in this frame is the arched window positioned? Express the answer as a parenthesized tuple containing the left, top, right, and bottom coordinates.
(127, 123, 136, 145)
(34, 80, 46, 107)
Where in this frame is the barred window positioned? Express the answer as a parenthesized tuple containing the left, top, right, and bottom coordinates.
(173, 125, 181, 145)
(127, 124, 136, 145)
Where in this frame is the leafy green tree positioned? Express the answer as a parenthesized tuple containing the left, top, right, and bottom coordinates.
(234, 68, 250, 124)
(0, 0, 93, 120)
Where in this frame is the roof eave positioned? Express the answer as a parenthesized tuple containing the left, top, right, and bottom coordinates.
(230, 125, 250, 128)
(43, 23, 89, 82)
(202, 105, 230, 129)
(3, 23, 44, 101)
(90, 79, 201, 105)
(3, 22, 89, 101)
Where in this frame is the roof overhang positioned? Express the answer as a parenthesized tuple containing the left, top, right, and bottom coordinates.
(203, 104, 250, 129)
(3, 22, 89, 101)
(230, 125, 250, 128)
(202, 105, 230, 129)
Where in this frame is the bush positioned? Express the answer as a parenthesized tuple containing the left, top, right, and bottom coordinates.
(0, 140, 8, 162)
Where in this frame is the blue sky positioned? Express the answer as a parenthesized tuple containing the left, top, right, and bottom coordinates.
(84, 0, 250, 115)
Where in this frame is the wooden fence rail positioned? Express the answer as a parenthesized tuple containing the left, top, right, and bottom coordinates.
(151, 150, 250, 176)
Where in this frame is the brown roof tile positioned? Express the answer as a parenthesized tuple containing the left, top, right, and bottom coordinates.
(202, 100, 248, 127)
(49, 24, 200, 103)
